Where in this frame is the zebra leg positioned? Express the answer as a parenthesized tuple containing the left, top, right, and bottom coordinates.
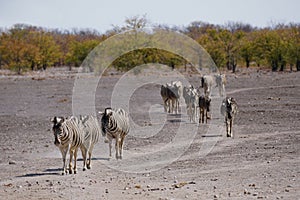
(69, 149, 74, 174)
(229, 119, 233, 137)
(115, 137, 120, 159)
(108, 139, 112, 160)
(119, 136, 125, 159)
(198, 109, 201, 123)
(73, 148, 78, 174)
(163, 98, 168, 112)
(226, 119, 230, 137)
(60, 148, 68, 175)
(176, 99, 179, 114)
(81, 146, 87, 171)
(87, 144, 94, 169)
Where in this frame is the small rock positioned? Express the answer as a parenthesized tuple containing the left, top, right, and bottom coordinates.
(105, 189, 109, 193)
(135, 185, 141, 189)
(4, 183, 13, 187)
(9, 161, 16, 165)
(244, 189, 251, 195)
(285, 189, 289, 192)
(214, 194, 219, 199)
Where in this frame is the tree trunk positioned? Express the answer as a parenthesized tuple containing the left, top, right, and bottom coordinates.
(232, 63, 237, 73)
(246, 59, 250, 68)
(279, 63, 284, 71)
(271, 60, 278, 71)
(296, 60, 300, 71)
(290, 64, 293, 72)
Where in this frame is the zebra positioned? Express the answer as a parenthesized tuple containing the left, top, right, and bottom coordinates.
(198, 95, 211, 124)
(160, 81, 183, 114)
(79, 115, 101, 171)
(161, 84, 177, 113)
(220, 97, 238, 137)
(51, 116, 86, 175)
(183, 85, 199, 123)
(100, 107, 130, 160)
(201, 74, 226, 97)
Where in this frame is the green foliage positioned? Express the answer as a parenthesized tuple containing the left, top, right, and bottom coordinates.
(0, 19, 300, 73)
(111, 48, 186, 71)
(0, 24, 62, 73)
(66, 39, 100, 67)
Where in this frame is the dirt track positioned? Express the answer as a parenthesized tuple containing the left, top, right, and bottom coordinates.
(0, 67, 299, 199)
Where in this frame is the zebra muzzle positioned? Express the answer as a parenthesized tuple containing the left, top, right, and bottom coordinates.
(54, 138, 60, 146)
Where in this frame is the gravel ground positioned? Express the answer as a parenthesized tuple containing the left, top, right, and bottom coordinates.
(0, 67, 299, 199)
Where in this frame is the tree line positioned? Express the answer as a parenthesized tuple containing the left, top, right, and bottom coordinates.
(0, 16, 299, 74)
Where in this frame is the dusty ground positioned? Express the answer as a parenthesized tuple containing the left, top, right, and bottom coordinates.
(0, 67, 299, 200)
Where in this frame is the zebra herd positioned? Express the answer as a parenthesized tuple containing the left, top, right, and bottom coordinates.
(51, 73, 237, 175)
(160, 74, 238, 133)
(51, 108, 129, 175)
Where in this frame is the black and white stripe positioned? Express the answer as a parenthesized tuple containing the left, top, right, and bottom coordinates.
(100, 107, 130, 160)
(79, 115, 101, 170)
(51, 116, 85, 175)
(220, 97, 238, 137)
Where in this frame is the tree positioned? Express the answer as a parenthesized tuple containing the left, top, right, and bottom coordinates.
(66, 39, 100, 67)
(0, 26, 36, 73)
(283, 24, 300, 71)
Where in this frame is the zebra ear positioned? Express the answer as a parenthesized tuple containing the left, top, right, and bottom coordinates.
(227, 97, 231, 104)
(60, 117, 65, 123)
(51, 117, 57, 124)
(104, 108, 113, 116)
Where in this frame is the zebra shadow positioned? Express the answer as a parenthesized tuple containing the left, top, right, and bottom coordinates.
(16, 168, 61, 178)
(77, 157, 110, 161)
(201, 134, 223, 137)
(168, 119, 183, 123)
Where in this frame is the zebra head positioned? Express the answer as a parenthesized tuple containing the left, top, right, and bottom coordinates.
(51, 116, 65, 146)
(226, 97, 237, 119)
(99, 108, 113, 137)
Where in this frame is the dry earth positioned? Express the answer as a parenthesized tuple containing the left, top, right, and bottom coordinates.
(0, 67, 299, 200)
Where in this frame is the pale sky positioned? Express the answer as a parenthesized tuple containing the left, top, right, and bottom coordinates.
(0, 0, 299, 33)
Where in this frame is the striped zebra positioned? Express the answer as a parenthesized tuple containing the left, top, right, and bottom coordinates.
(100, 107, 130, 160)
(160, 81, 183, 114)
(51, 116, 86, 175)
(221, 97, 238, 137)
(79, 115, 101, 170)
(201, 74, 226, 97)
